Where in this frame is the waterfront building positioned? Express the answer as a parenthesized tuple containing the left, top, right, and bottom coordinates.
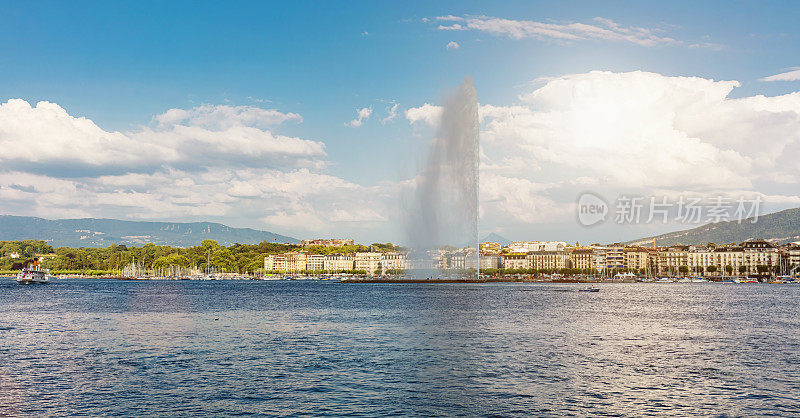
(479, 254, 502, 269)
(568, 248, 594, 270)
(355, 252, 383, 273)
(381, 252, 407, 271)
(714, 246, 745, 275)
(507, 241, 566, 253)
(688, 247, 717, 275)
(264, 254, 274, 271)
(526, 251, 568, 270)
(659, 246, 690, 276)
(323, 253, 355, 271)
(283, 252, 307, 273)
(502, 253, 529, 270)
(604, 245, 625, 271)
(590, 247, 607, 271)
(740, 240, 778, 275)
(264, 252, 307, 273)
(624, 247, 650, 272)
(789, 243, 800, 276)
(306, 254, 325, 272)
(449, 252, 466, 269)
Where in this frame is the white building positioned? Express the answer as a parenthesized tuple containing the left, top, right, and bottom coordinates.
(526, 251, 568, 270)
(502, 253, 529, 270)
(479, 254, 501, 269)
(323, 254, 355, 271)
(264, 252, 307, 273)
(507, 241, 567, 253)
(740, 240, 778, 275)
(306, 254, 325, 272)
(688, 248, 716, 274)
(355, 252, 383, 273)
(380, 252, 407, 271)
(789, 243, 800, 276)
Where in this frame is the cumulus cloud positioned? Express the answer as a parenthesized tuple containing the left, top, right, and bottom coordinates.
(430, 15, 699, 47)
(480, 173, 564, 224)
(405, 103, 443, 126)
(0, 100, 325, 174)
(408, 70, 800, 233)
(0, 99, 389, 238)
(345, 106, 373, 127)
(0, 99, 171, 170)
(446, 41, 460, 49)
(760, 68, 800, 82)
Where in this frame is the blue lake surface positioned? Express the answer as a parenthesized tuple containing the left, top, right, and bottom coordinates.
(1, 279, 800, 416)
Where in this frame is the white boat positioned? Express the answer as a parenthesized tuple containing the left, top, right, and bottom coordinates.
(15, 258, 52, 284)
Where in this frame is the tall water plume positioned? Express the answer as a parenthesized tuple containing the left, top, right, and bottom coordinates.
(404, 77, 479, 277)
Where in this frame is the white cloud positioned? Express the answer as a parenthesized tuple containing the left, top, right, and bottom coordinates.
(345, 106, 373, 127)
(0, 166, 395, 236)
(0, 99, 394, 239)
(760, 68, 800, 82)
(408, 70, 800, 232)
(405, 103, 443, 126)
(446, 41, 460, 50)
(0, 99, 171, 169)
(480, 173, 565, 224)
(430, 15, 698, 47)
(439, 24, 463, 31)
(381, 103, 399, 124)
(155, 104, 301, 130)
(436, 15, 462, 22)
(0, 100, 324, 173)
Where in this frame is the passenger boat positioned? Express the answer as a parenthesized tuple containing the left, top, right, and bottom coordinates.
(15, 258, 52, 284)
(579, 286, 599, 292)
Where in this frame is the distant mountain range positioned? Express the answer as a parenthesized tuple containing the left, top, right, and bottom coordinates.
(627, 207, 800, 247)
(481, 232, 512, 246)
(0, 215, 298, 248)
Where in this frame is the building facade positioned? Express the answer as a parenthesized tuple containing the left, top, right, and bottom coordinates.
(323, 254, 355, 271)
(355, 252, 383, 273)
(479, 254, 502, 269)
(526, 251, 568, 270)
(502, 253, 529, 270)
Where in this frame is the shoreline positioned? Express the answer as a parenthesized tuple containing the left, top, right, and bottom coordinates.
(3, 275, 794, 284)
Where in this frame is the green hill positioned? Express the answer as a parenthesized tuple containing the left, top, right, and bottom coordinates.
(627, 207, 800, 246)
(0, 215, 298, 248)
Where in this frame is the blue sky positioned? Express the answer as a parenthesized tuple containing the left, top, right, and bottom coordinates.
(2, 1, 800, 243)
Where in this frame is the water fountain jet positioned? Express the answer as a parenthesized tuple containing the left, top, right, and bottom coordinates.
(404, 77, 479, 279)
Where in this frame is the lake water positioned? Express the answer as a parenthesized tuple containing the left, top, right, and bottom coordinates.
(1, 279, 799, 416)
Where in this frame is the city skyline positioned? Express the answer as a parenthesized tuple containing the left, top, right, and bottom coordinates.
(2, 1, 800, 245)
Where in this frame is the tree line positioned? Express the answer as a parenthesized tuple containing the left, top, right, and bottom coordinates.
(0, 239, 403, 274)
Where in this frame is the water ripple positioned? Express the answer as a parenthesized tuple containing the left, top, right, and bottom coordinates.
(1, 280, 800, 415)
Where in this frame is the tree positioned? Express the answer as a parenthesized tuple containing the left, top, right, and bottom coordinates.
(707, 265, 718, 274)
(679, 265, 689, 276)
(756, 265, 770, 275)
(738, 266, 748, 274)
(725, 265, 734, 275)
